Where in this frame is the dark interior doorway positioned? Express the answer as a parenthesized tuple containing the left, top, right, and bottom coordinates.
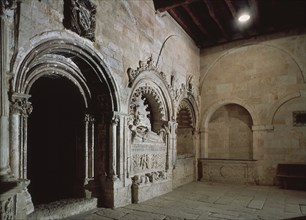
(28, 76, 85, 205)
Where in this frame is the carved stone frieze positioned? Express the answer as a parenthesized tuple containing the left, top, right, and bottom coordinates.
(131, 170, 167, 186)
(132, 153, 165, 173)
(10, 94, 32, 117)
(0, 195, 16, 220)
(63, 0, 97, 41)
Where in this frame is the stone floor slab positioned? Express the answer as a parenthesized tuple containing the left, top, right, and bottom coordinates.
(65, 182, 306, 220)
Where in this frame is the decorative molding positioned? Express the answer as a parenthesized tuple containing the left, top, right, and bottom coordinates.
(63, 0, 97, 41)
(127, 56, 166, 87)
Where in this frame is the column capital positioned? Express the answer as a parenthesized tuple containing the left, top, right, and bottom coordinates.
(111, 111, 120, 125)
(84, 113, 95, 122)
(10, 93, 32, 117)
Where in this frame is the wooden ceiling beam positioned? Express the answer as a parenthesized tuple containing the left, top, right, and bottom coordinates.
(168, 8, 201, 46)
(203, 0, 229, 40)
(224, 0, 237, 18)
(182, 4, 209, 37)
(153, 0, 199, 13)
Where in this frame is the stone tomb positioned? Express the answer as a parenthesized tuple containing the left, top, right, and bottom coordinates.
(129, 95, 171, 203)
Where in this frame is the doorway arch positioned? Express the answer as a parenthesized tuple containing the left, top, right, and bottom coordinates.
(10, 33, 120, 209)
(28, 76, 85, 205)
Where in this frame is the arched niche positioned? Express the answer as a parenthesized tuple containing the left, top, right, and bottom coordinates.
(207, 104, 253, 159)
(176, 99, 196, 155)
(10, 34, 120, 209)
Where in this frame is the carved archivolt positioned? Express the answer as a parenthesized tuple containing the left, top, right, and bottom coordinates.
(177, 99, 195, 128)
(130, 85, 166, 121)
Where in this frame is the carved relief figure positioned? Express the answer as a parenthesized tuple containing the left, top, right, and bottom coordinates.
(63, 0, 97, 41)
(133, 95, 151, 132)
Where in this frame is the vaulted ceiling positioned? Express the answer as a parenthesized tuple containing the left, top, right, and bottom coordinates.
(153, 0, 306, 48)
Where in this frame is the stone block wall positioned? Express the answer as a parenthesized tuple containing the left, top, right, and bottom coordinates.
(199, 30, 306, 185)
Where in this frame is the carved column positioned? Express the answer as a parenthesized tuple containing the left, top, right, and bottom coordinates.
(9, 94, 32, 179)
(109, 112, 119, 180)
(84, 114, 95, 184)
(168, 120, 177, 169)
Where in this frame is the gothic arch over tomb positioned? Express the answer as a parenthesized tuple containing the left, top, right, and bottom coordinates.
(176, 98, 197, 156)
(127, 57, 175, 203)
(173, 97, 198, 188)
(10, 33, 121, 210)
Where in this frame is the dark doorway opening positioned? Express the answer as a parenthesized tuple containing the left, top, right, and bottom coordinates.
(28, 76, 85, 205)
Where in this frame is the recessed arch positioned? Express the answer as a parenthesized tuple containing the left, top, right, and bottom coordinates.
(201, 98, 258, 129)
(176, 98, 196, 155)
(207, 103, 253, 159)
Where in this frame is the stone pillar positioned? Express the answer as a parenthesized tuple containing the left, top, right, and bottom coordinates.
(167, 120, 177, 169)
(252, 125, 274, 160)
(84, 114, 95, 183)
(9, 94, 32, 179)
(199, 128, 208, 158)
(252, 124, 274, 185)
(0, 0, 17, 180)
(109, 112, 119, 180)
(193, 129, 200, 180)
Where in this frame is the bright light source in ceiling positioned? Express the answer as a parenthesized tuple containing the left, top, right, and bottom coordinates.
(238, 14, 250, 22)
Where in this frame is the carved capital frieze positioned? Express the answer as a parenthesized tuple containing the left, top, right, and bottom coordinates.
(1, 0, 16, 16)
(10, 94, 32, 117)
(63, 0, 97, 41)
(84, 113, 95, 123)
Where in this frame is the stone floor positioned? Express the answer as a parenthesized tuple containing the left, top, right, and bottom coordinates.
(66, 181, 306, 220)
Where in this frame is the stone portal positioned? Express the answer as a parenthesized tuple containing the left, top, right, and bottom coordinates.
(28, 76, 85, 205)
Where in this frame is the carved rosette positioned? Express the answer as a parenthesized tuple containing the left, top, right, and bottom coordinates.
(10, 95, 32, 117)
(63, 0, 97, 41)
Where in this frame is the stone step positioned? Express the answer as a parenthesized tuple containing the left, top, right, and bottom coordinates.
(28, 198, 97, 220)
